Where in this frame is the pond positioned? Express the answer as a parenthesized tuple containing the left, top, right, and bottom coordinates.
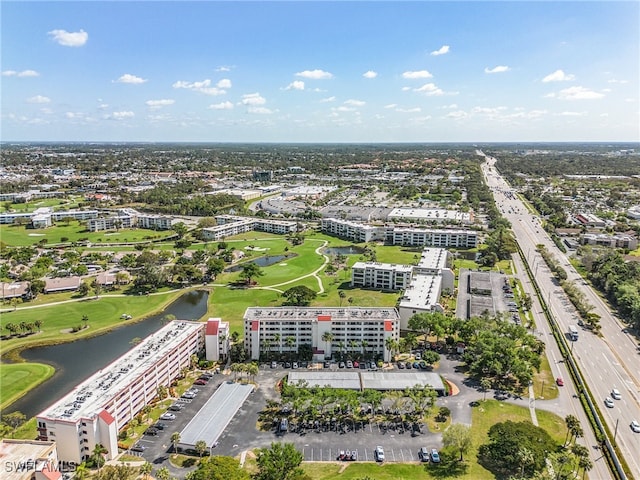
(225, 254, 295, 272)
(9, 290, 209, 418)
(322, 246, 366, 255)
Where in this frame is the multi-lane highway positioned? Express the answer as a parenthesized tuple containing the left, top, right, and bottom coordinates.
(479, 151, 640, 478)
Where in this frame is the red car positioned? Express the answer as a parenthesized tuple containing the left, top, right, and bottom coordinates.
(556, 377, 564, 386)
(194, 379, 207, 385)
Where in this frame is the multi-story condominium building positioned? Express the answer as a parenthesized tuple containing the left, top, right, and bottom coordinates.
(387, 208, 473, 224)
(320, 218, 385, 243)
(351, 262, 414, 291)
(86, 208, 176, 232)
(387, 227, 478, 248)
(0, 208, 98, 227)
(51, 210, 99, 222)
(136, 213, 176, 230)
(204, 317, 230, 362)
(321, 218, 477, 247)
(580, 232, 638, 250)
(36, 321, 204, 464)
(397, 274, 446, 329)
(243, 307, 400, 362)
(201, 215, 297, 241)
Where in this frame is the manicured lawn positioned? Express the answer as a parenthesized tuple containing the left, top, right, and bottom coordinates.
(302, 462, 429, 479)
(208, 287, 282, 334)
(0, 222, 173, 247)
(0, 363, 55, 410)
(0, 290, 188, 358)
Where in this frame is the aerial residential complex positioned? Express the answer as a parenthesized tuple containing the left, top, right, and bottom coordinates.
(201, 215, 297, 241)
(36, 321, 205, 464)
(86, 208, 177, 232)
(0, 208, 99, 227)
(320, 217, 478, 248)
(243, 307, 400, 362)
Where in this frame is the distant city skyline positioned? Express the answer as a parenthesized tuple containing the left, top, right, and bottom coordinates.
(1, 1, 638, 143)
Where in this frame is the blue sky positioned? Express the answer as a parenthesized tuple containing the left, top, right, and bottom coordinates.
(2, 1, 638, 142)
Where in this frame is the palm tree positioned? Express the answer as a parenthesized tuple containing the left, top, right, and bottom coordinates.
(155, 466, 171, 480)
(361, 340, 369, 359)
(73, 462, 89, 480)
(337, 341, 345, 360)
(91, 443, 107, 476)
(194, 440, 208, 458)
(321, 331, 334, 359)
(564, 415, 580, 446)
(34, 320, 43, 332)
(480, 378, 492, 401)
(81, 315, 89, 329)
(139, 462, 153, 480)
(338, 290, 346, 306)
(285, 336, 296, 360)
(384, 337, 398, 363)
(170, 432, 181, 453)
(348, 340, 358, 359)
(273, 333, 281, 357)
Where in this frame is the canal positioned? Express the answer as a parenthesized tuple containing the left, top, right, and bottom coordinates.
(10, 290, 209, 418)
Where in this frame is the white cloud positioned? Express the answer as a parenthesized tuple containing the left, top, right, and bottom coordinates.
(442, 104, 458, 109)
(145, 99, 175, 108)
(216, 66, 231, 72)
(248, 107, 273, 114)
(607, 78, 628, 84)
(344, 99, 365, 107)
(384, 104, 398, 109)
(115, 73, 147, 84)
(363, 70, 378, 79)
(542, 69, 575, 83)
(216, 78, 232, 88)
(27, 95, 51, 104)
(446, 110, 468, 119)
(472, 106, 508, 115)
(241, 93, 266, 106)
(414, 83, 444, 96)
(109, 111, 135, 120)
(295, 69, 333, 79)
(48, 29, 88, 47)
(98, 103, 109, 110)
(209, 101, 234, 110)
(334, 106, 356, 112)
(401, 86, 411, 91)
(285, 80, 305, 91)
(319, 96, 336, 103)
(396, 107, 422, 113)
(484, 65, 510, 74)
(402, 70, 433, 79)
(556, 86, 604, 100)
(2, 69, 39, 77)
(557, 111, 586, 116)
(172, 79, 226, 96)
(430, 45, 450, 56)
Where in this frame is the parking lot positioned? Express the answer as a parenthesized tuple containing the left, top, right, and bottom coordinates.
(131, 355, 477, 468)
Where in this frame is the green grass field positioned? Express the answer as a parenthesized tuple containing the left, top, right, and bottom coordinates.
(0, 222, 174, 247)
(0, 363, 55, 410)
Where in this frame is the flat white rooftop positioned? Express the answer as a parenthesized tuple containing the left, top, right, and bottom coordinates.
(388, 208, 471, 222)
(288, 371, 445, 392)
(38, 321, 203, 422)
(399, 275, 443, 310)
(179, 382, 254, 448)
(245, 306, 399, 322)
(417, 248, 449, 270)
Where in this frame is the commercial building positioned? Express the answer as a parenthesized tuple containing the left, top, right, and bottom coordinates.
(573, 213, 606, 228)
(243, 307, 400, 362)
(36, 321, 204, 464)
(580, 232, 638, 250)
(201, 215, 297, 241)
(351, 262, 413, 291)
(1, 439, 64, 480)
(209, 189, 262, 201)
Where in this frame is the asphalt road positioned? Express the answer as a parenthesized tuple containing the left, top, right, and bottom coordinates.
(480, 151, 640, 477)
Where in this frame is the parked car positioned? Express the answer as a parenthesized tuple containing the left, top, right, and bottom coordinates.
(153, 422, 167, 430)
(419, 446, 430, 462)
(604, 397, 615, 408)
(398, 361, 405, 369)
(168, 404, 183, 411)
(346, 360, 353, 368)
(353, 361, 359, 368)
(270, 361, 277, 369)
(194, 379, 207, 385)
(144, 427, 159, 436)
(130, 443, 146, 452)
(430, 448, 441, 463)
(405, 361, 413, 369)
(323, 361, 330, 368)
(160, 412, 176, 420)
(199, 372, 214, 379)
(292, 362, 299, 369)
(375, 446, 385, 462)
(631, 420, 640, 433)
(182, 392, 196, 399)
(338, 362, 346, 368)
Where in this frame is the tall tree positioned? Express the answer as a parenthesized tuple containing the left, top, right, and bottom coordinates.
(195, 440, 208, 458)
(171, 432, 181, 453)
(188, 456, 249, 480)
(442, 423, 472, 461)
(254, 442, 308, 480)
(240, 262, 264, 285)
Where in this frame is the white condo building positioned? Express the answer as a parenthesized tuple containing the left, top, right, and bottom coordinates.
(201, 215, 297, 241)
(244, 307, 400, 362)
(320, 218, 477, 248)
(204, 317, 230, 362)
(397, 248, 455, 329)
(36, 321, 204, 464)
(387, 208, 472, 224)
(351, 262, 414, 291)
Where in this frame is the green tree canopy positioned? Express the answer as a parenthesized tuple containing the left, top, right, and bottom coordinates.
(253, 442, 309, 480)
(282, 286, 317, 306)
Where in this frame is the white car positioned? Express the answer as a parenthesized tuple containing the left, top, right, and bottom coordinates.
(375, 446, 385, 462)
(604, 397, 614, 408)
(611, 388, 621, 400)
(160, 412, 176, 420)
(631, 420, 640, 433)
